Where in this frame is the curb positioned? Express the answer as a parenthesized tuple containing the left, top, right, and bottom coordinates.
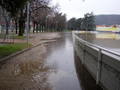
(0, 47, 31, 62)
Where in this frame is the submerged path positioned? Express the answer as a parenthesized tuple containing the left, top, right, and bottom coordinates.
(0, 32, 81, 90)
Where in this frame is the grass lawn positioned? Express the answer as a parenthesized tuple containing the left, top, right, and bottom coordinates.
(0, 43, 31, 59)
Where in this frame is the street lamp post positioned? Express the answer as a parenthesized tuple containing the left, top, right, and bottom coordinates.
(26, 2, 30, 46)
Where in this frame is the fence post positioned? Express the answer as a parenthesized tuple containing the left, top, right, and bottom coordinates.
(82, 41, 86, 64)
(96, 49, 102, 84)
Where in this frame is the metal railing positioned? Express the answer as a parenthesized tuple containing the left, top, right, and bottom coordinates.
(73, 31, 120, 85)
(73, 32, 120, 57)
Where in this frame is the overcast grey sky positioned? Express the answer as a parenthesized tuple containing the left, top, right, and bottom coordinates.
(51, 0, 120, 20)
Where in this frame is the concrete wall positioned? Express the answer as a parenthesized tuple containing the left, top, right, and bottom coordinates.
(74, 34, 120, 90)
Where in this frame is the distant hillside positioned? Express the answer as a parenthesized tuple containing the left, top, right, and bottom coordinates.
(95, 15, 120, 25)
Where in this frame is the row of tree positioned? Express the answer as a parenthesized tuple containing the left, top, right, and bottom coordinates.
(0, 0, 96, 37)
(31, 3, 67, 33)
(0, 0, 28, 35)
(0, 0, 67, 36)
(67, 12, 96, 31)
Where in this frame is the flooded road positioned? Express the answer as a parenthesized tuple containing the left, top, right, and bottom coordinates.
(0, 32, 81, 90)
(45, 33, 81, 90)
(78, 31, 120, 53)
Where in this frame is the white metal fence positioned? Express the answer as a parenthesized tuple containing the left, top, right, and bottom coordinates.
(73, 31, 120, 90)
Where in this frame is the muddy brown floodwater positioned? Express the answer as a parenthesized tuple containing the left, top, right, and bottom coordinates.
(0, 32, 81, 90)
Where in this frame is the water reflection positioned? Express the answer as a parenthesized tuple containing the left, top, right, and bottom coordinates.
(78, 31, 120, 52)
(0, 33, 81, 90)
(0, 45, 52, 90)
(45, 33, 81, 90)
(96, 32, 120, 40)
(77, 31, 96, 42)
(0, 32, 107, 90)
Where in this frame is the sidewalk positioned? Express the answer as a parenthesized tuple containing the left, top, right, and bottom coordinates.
(29, 32, 61, 46)
(0, 32, 61, 45)
(0, 32, 61, 61)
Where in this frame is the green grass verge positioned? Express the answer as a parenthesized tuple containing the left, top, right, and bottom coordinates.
(0, 43, 31, 58)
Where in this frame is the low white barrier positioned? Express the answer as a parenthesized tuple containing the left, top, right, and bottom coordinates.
(73, 31, 120, 90)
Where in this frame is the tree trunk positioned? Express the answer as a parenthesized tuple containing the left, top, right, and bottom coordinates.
(15, 18, 18, 34)
(5, 21, 9, 35)
(33, 22, 36, 33)
(19, 19, 25, 36)
(18, 10, 25, 36)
